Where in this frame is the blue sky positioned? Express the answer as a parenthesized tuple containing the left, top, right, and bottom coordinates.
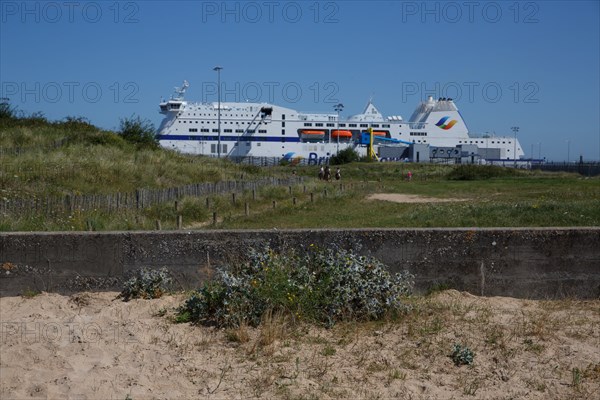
(1, 0, 599, 161)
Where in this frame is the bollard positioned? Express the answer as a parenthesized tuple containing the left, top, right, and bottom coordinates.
(177, 215, 183, 230)
(310, 192, 314, 202)
(155, 220, 162, 230)
(213, 212, 217, 226)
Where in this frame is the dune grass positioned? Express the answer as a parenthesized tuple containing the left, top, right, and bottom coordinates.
(1, 115, 599, 231)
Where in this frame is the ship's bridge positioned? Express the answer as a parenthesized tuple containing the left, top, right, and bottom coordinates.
(159, 80, 189, 114)
(159, 100, 186, 114)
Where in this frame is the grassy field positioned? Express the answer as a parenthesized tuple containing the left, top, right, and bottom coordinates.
(222, 175, 600, 229)
(1, 114, 599, 231)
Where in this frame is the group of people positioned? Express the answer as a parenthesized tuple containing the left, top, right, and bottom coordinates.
(318, 166, 341, 181)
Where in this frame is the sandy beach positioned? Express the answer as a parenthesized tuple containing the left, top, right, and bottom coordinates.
(1, 289, 598, 399)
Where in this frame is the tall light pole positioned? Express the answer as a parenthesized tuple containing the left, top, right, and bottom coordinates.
(530, 143, 534, 160)
(566, 139, 570, 163)
(511, 126, 519, 167)
(538, 142, 541, 160)
(334, 103, 344, 154)
(213, 66, 223, 158)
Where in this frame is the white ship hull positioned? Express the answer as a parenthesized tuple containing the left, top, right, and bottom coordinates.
(157, 81, 524, 164)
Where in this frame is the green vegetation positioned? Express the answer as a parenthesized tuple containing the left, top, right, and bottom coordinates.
(118, 115, 159, 149)
(119, 267, 173, 302)
(329, 147, 361, 165)
(1, 109, 599, 231)
(451, 343, 475, 366)
(177, 246, 414, 327)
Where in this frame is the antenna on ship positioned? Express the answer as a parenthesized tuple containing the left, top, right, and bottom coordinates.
(171, 80, 189, 100)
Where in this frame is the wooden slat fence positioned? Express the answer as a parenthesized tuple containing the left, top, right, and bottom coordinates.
(0, 177, 304, 216)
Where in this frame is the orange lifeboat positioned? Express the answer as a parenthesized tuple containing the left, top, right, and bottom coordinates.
(372, 131, 387, 137)
(300, 129, 325, 141)
(331, 130, 353, 139)
(301, 130, 326, 135)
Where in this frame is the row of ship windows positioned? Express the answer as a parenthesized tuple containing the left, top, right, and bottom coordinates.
(180, 120, 395, 129)
(303, 123, 391, 128)
(183, 113, 289, 118)
(188, 113, 254, 117)
(179, 120, 266, 125)
(189, 128, 267, 133)
(458, 140, 512, 144)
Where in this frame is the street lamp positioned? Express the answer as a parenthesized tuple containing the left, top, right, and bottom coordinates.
(511, 126, 519, 167)
(334, 103, 344, 153)
(213, 66, 223, 158)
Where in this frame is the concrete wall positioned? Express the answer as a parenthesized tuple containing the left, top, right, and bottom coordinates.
(1, 228, 599, 299)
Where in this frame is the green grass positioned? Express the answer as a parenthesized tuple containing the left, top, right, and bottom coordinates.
(1, 114, 599, 231)
(221, 177, 600, 228)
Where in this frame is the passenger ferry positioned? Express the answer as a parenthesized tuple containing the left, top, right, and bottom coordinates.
(157, 81, 524, 164)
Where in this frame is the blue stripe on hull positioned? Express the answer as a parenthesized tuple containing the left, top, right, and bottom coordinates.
(157, 135, 301, 143)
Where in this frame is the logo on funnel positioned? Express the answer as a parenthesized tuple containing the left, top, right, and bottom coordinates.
(435, 116, 458, 130)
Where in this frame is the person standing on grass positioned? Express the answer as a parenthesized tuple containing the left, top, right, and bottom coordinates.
(335, 168, 341, 180)
(325, 166, 331, 181)
(318, 166, 324, 180)
(407, 170, 412, 181)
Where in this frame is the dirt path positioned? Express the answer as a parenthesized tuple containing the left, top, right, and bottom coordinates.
(367, 193, 468, 203)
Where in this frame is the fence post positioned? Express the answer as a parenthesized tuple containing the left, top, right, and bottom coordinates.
(212, 212, 217, 226)
(310, 192, 314, 202)
(177, 215, 183, 230)
(155, 220, 162, 230)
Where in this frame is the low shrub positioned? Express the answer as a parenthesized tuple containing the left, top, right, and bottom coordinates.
(118, 115, 158, 149)
(119, 267, 172, 301)
(330, 147, 360, 165)
(451, 343, 475, 366)
(447, 165, 524, 180)
(178, 245, 414, 327)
